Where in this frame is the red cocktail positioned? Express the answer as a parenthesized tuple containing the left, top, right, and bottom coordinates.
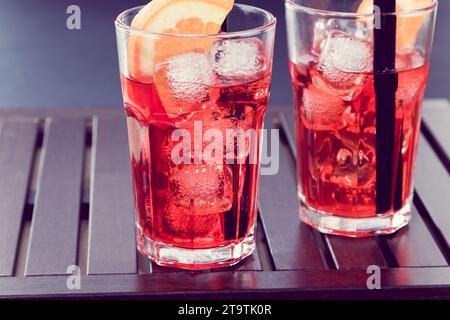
(122, 71, 270, 265)
(286, 0, 437, 236)
(116, 1, 275, 268)
(290, 49, 429, 218)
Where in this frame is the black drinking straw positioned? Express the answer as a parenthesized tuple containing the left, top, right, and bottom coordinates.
(220, 18, 228, 32)
(374, 0, 399, 213)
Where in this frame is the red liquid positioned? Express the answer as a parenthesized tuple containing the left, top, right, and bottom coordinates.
(290, 50, 429, 218)
(121, 73, 270, 255)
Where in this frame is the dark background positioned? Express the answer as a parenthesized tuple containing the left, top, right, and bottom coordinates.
(0, 0, 448, 109)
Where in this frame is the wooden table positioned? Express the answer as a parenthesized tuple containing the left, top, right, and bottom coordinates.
(0, 100, 449, 299)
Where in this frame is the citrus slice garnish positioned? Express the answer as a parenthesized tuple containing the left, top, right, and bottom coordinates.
(357, 0, 433, 48)
(129, 0, 234, 83)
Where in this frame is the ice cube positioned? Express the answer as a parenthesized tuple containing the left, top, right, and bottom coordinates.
(321, 31, 372, 73)
(396, 49, 424, 71)
(302, 86, 347, 130)
(173, 105, 255, 163)
(168, 164, 233, 214)
(396, 50, 427, 109)
(155, 51, 218, 113)
(326, 19, 371, 42)
(314, 30, 373, 101)
(211, 39, 267, 81)
(164, 207, 221, 237)
(158, 193, 221, 237)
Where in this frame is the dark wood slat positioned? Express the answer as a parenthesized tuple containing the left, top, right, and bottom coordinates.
(382, 206, 447, 267)
(415, 134, 450, 255)
(87, 115, 137, 274)
(259, 112, 325, 270)
(2, 268, 450, 299)
(0, 118, 38, 276)
(1, 103, 450, 299)
(26, 118, 85, 276)
(422, 99, 450, 167)
(279, 109, 388, 269)
(326, 236, 388, 269)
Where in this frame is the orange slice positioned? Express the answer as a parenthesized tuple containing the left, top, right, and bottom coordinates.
(129, 0, 234, 83)
(357, 0, 433, 48)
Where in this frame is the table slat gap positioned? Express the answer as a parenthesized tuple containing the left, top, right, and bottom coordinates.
(375, 236, 399, 268)
(0, 118, 4, 135)
(13, 121, 46, 277)
(81, 119, 93, 205)
(255, 216, 275, 272)
(318, 233, 339, 270)
(0, 118, 39, 277)
(26, 120, 46, 204)
(77, 118, 93, 276)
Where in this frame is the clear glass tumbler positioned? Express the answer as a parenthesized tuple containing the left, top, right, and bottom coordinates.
(286, 0, 437, 236)
(115, 4, 276, 269)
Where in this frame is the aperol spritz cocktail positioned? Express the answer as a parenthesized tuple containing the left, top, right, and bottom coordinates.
(116, 1, 275, 268)
(286, 0, 437, 236)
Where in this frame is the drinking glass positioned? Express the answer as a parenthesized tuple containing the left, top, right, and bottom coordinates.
(115, 4, 276, 269)
(286, 0, 437, 236)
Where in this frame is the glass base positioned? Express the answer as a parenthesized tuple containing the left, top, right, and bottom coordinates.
(137, 229, 255, 270)
(299, 196, 412, 237)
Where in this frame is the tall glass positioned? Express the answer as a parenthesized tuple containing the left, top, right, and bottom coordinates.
(286, 0, 437, 236)
(115, 4, 276, 269)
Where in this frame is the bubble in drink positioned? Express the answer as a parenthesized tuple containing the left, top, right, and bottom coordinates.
(211, 39, 267, 81)
(314, 30, 373, 101)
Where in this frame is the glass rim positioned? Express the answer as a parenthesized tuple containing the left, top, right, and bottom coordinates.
(285, 0, 438, 18)
(115, 3, 276, 38)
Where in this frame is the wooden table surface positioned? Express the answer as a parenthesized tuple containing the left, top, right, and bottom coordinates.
(0, 100, 449, 299)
